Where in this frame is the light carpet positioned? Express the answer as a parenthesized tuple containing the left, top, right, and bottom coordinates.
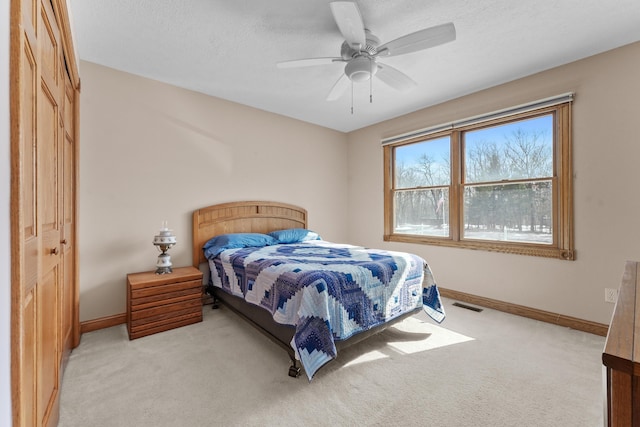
(58, 298, 606, 426)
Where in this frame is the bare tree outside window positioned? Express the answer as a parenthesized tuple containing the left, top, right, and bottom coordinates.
(394, 137, 450, 237)
(463, 116, 553, 243)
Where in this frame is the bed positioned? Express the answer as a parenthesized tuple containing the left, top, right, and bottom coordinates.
(192, 201, 445, 380)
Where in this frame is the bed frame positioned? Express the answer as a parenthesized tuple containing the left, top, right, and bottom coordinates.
(192, 200, 421, 378)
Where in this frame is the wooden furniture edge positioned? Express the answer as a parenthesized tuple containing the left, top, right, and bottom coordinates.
(80, 313, 127, 334)
(602, 261, 638, 374)
(439, 287, 608, 336)
(601, 261, 639, 426)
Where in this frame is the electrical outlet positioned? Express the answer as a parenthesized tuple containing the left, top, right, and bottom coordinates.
(605, 288, 618, 303)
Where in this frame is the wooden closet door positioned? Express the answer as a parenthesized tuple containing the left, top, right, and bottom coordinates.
(38, 2, 63, 425)
(12, 0, 79, 423)
(16, 1, 40, 425)
(11, 0, 74, 425)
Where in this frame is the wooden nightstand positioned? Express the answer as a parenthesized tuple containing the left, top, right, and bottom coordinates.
(127, 266, 203, 340)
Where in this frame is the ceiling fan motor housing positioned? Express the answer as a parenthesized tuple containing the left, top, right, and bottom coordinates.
(340, 29, 380, 59)
(342, 30, 380, 82)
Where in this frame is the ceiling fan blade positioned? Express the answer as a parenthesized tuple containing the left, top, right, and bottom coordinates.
(330, 1, 366, 49)
(277, 57, 343, 69)
(326, 73, 350, 101)
(376, 63, 417, 92)
(377, 22, 456, 57)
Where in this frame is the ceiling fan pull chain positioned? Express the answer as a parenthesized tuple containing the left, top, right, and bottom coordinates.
(351, 80, 354, 114)
(369, 58, 373, 103)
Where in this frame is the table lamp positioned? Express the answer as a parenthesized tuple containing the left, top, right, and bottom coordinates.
(152, 221, 176, 274)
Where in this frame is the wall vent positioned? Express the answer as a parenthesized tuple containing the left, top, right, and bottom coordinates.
(452, 302, 483, 313)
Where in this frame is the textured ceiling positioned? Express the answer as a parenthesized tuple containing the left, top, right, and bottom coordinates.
(69, 0, 640, 132)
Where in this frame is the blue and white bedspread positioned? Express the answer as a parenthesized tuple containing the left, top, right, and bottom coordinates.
(208, 240, 445, 379)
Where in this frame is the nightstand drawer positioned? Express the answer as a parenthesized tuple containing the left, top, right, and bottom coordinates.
(131, 279, 201, 308)
(130, 298, 202, 323)
(128, 313, 203, 340)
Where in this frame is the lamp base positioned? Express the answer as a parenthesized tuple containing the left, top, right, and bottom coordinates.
(155, 252, 173, 275)
(155, 266, 173, 275)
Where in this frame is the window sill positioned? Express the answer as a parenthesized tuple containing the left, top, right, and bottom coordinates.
(384, 234, 575, 260)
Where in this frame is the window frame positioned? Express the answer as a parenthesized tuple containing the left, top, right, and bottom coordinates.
(383, 101, 574, 260)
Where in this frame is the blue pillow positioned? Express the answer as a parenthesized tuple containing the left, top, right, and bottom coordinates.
(268, 228, 321, 244)
(203, 233, 277, 260)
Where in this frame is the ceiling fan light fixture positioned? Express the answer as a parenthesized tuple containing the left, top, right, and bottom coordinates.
(345, 56, 378, 82)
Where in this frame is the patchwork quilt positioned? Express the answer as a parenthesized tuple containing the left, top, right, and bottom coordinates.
(208, 240, 445, 379)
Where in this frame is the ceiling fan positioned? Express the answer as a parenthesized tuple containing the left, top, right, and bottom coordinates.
(277, 1, 456, 102)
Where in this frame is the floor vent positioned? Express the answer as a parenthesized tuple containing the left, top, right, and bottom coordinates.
(452, 302, 484, 313)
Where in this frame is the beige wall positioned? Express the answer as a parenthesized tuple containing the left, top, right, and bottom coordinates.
(347, 41, 640, 325)
(78, 61, 348, 321)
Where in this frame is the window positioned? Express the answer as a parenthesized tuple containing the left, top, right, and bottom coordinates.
(383, 99, 574, 259)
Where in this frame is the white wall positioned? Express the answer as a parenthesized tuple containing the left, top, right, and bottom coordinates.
(1, 1, 13, 424)
(79, 61, 349, 321)
(347, 41, 640, 325)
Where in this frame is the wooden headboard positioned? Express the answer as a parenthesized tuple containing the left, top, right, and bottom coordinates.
(192, 201, 308, 266)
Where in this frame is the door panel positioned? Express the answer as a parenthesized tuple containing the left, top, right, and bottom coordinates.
(22, 291, 37, 427)
(38, 73, 62, 427)
(21, 39, 37, 244)
(38, 266, 59, 425)
(19, 11, 39, 427)
(38, 3, 63, 426)
(39, 0, 59, 90)
(39, 81, 60, 271)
